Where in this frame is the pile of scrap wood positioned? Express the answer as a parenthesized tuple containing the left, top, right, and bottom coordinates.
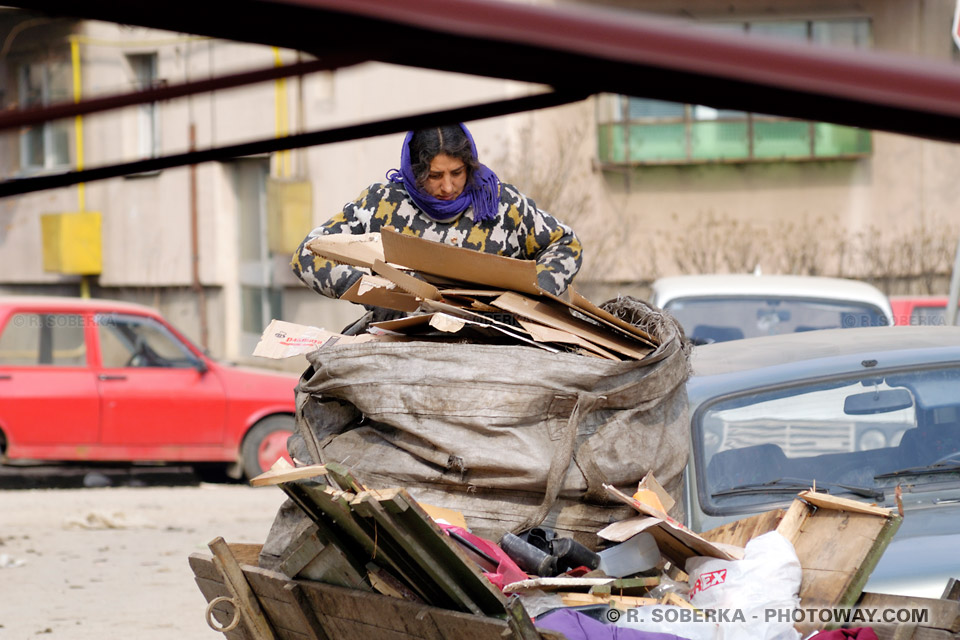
(191, 466, 960, 640)
(256, 227, 659, 361)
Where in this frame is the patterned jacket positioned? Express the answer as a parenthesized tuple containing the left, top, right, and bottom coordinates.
(291, 181, 583, 299)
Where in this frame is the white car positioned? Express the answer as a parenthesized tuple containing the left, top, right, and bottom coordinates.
(650, 274, 895, 344)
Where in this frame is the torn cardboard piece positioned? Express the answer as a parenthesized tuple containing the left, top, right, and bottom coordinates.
(253, 319, 381, 359)
(494, 292, 653, 360)
(602, 483, 738, 565)
(371, 259, 442, 301)
(340, 275, 420, 312)
(381, 226, 541, 296)
(306, 232, 385, 268)
(516, 318, 619, 360)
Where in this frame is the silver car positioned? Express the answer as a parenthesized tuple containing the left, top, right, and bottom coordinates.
(684, 326, 960, 598)
(652, 274, 895, 344)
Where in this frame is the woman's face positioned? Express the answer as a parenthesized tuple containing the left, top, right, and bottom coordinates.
(423, 153, 467, 200)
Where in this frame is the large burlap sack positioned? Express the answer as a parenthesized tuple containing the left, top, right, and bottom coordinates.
(293, 298, 691, 543)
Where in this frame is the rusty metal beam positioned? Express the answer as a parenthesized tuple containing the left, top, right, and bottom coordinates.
(0, 55, 364, 132)
(0, 89, 588, 198)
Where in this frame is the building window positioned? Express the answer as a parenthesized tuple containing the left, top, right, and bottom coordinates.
(18, 59, 72, 171)
(126, 53, 159, 159)
(597, 18, 873, 166)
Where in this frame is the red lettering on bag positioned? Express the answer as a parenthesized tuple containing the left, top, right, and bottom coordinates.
(689, 568, 728, 597)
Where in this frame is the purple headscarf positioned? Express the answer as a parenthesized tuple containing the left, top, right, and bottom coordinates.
(385, 123, 501, 223)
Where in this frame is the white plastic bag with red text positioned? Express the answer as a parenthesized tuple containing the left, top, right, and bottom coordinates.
(686, 531, 802, 640)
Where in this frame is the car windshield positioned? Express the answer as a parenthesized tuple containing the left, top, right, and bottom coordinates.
(695, 365, 960, 515)
(664, 297, 887, 343)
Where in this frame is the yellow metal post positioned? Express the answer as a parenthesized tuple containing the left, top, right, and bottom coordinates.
(273, 47, 290, 178)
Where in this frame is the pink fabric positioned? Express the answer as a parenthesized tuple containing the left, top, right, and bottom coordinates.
(438, 523, 529, 589)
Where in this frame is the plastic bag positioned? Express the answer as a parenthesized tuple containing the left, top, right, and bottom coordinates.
(685, 531, 802, 640)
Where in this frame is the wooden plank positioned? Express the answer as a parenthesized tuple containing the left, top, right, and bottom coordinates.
(505, 597, 541, 640)
(858, 592, 960, 633)
(350, 492, 487, 615)
(797, 489, 892, 517)
(280, 482, 441, 605)
(210, 537, 279, 640)
(701, 509, 785, 547)
(557, 592, 658, 608)
(251, 464, 329, 487)
(492, 292, 652, 360)
(228, 543, 266, 568)
(380, 490, 508, 614)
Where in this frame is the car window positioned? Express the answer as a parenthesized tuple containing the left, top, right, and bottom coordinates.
(96, 314, 197, 368)
(664, 297, 887, 343)
(910, 306, 947, 326)
(0, 313, 86, 366)
(694, 366, 960, 515)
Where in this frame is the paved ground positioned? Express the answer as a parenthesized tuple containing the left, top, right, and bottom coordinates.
(0, 477, 287, 639)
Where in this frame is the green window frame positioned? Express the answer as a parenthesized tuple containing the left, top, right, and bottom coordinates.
(597, 18, 873, 166)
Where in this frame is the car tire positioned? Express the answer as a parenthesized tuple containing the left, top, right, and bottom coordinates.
(240, 416, 295, 480)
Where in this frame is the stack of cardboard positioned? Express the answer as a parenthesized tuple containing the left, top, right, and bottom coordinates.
(256, 227, 657, 362)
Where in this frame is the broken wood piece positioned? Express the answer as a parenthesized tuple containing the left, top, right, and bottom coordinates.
(366, 563, 424, 602)
(306, 233, 385, 269)
(774, 493, 902, 635)
(371, 258, 443, 300)
(323, 461, 366, 493)
(340, 275, 420, 312)
(557, 592, 658, 609)
(251, 463, 328, 487)
(659, 592, 695, 609)
(700, 508, 786, 547)
(209, 536, 279, 640)
(504, 596, 542, 640)
(350, 488, 507, 616)
(796, 489, 893, 517)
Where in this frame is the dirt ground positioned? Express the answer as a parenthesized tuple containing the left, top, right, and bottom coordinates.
(0, 483, 287, 639)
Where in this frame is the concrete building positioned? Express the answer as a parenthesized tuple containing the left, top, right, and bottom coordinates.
(1, 2, 958, 369)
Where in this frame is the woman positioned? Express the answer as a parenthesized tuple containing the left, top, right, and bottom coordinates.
(291, 123, 582, 302)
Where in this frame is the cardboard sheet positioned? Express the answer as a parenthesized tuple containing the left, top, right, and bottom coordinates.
(306, 232, 385, 268)
(493, 292, 653, 360)
(340, 275, 420, 312)
(380, 226, 541, 295)
(253, 319, 381, 358)
(568, 286, 658, 346)
(371, 259, 442, 301)
(602, 483, 738, 565)
(516, 318, 620, 360)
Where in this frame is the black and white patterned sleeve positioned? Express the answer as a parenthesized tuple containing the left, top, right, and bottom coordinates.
(510, 186, 583, 295)
(290, 185, 379, 299)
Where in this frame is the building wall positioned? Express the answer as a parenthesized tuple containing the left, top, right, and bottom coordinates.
(1, 2, 958, 367)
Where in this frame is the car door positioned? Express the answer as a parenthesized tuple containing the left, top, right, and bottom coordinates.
(0, 307, 100, 458)
(94, 312, 226, 450)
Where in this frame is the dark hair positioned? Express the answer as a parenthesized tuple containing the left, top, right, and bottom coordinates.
(409, 125, 480, 188)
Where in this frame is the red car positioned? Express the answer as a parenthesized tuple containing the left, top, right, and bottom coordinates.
(0, 296, 297, 479)
(889, 295, 959, 327)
